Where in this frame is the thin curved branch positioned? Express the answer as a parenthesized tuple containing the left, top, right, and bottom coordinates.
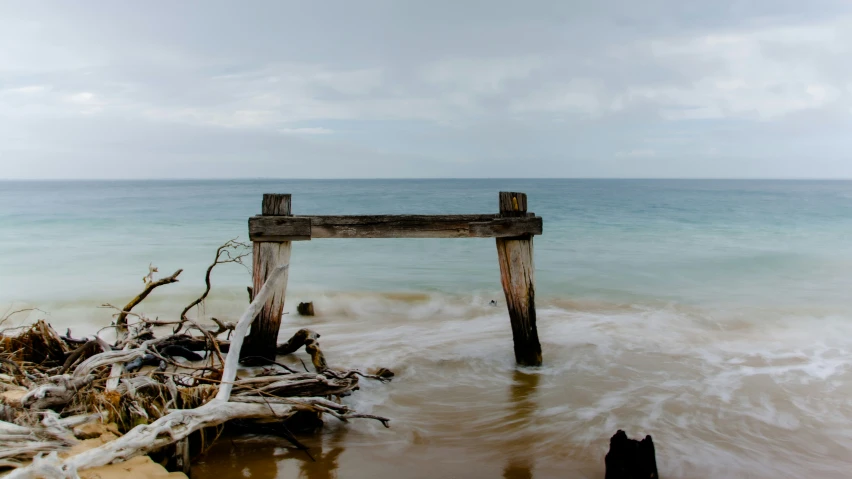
(180, 239, 250, 324)
(0, 308, 48, 327)
(116, 269, 183, 329)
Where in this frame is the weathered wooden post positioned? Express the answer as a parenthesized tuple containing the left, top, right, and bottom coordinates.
(173, 437, 191, 476)
(246, 191, 543, 366)
(496, 192, 542, 366)
(604, 430, 659, 479)
(241, 194, 292, 364)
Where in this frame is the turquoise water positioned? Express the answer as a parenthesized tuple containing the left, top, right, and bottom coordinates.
(2, 179, 852, 478)
(2, 179, 852, 307)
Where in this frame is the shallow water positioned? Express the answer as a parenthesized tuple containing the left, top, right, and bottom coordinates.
(2, 179, 852, 477)
(185, 292, 852, 479)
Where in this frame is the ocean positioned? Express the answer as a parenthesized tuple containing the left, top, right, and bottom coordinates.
(1, 179, 851, 477)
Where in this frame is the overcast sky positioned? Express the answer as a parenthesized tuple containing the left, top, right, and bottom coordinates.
(2, 1, 852, 179)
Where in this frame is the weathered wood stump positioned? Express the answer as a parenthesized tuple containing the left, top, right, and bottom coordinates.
(496, 192, 542, 366)
(276, 328, 327, 372)
(604, 430, 659, 479)
(158, 436, 192, 477)
(241, 194, 292, 365)
(297, 302, 315, 316)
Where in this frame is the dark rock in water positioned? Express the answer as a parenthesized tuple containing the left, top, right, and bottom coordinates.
(489, 300, 497, 306)
(605, 430, 658, 479)
(297, 302, 315, 316)
(373, 367, 395, 379)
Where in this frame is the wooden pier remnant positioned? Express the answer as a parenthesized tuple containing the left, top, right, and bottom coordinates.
(241, 194, 292, 364)
(243, 192, 544, 366)
(496, 192, 541, 366)
(604, 430, 659, 479)
(297, 302, 315, 316)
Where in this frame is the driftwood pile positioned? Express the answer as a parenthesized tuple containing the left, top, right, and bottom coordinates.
(0, 241, 391, 478)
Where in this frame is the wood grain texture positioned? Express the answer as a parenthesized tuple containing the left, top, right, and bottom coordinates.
(469, 217, 542, 238)
(241, 241, 291, 364)
(496, 236, 542, 366)
(262, 194, 291, 216)
(310, 214, 488, 239)
(499, 192, 528, 217)
(171, 437, 191, 476)
(495, 191, 541, 366)
(241, 193, 294, 364)
(245, 191, 543, 367)
(248, 216, 311, 241)
(248, 214, 542, 240)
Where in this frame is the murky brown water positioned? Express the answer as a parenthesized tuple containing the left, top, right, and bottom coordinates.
(184, 292, 852, 478)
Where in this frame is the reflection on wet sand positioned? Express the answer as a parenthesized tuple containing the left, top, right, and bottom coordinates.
(503, 462, 534, 479)
(195, 368, 546, 479)
(503, 369, 540, 479)
(196, 437, 280, 479)
(284, 425, 348, 479)
(194, 423, 349, 479)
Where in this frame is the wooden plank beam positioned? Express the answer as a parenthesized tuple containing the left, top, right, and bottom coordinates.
(248, 214, 542, 241)
(248, 217, 312, 242)
(469, 217, 542, 238)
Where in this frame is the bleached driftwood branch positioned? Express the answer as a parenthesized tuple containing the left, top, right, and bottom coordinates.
(2, 257, 391, 478)
(215, 263, 288, 401)
(10, 401, 303, 479)
(20, 375, 95, 410)
(6, 264, 290, 478)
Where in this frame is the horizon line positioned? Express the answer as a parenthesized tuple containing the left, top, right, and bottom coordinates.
(2, 177, 852, 181)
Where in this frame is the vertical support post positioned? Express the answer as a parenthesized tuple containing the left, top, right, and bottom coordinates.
(174, 436, 191, 476)
(162, 436, 191, 476)
(241, 194, 292, 365)
(496, 192, 542, 366)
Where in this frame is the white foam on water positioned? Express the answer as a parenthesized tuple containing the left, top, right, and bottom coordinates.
(291, 292, 852, 478)
(5, 288, 852, 477)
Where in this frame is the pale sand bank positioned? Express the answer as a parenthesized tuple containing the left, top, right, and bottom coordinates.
(59, 432, 187, 479)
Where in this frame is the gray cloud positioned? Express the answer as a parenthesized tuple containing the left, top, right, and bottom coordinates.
(2, 0, 852, 178)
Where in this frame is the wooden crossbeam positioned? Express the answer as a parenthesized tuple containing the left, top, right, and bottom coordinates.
(248, 214, 543, 241)
(243, 191, 544, 368)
